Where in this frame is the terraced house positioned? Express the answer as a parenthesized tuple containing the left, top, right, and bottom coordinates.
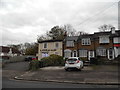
(63, 27, 120, 60)
(38, 27, 120, 61)
(63, 36, 78, 58)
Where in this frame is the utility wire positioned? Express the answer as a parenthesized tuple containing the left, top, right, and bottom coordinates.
(76, 2, 117, 26)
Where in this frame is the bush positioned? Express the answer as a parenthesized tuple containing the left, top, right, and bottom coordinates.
(29, 60, 39, 70)
(40, 54, 64, 67)
(80, 57, 88, 62)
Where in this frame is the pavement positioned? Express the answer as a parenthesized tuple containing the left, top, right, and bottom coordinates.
(14, 65, 120, 85)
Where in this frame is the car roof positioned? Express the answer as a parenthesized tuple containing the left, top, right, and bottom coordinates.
(68, 57, 79, 59)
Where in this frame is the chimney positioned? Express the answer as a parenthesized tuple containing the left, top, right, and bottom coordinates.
(111, 27, 115, 34)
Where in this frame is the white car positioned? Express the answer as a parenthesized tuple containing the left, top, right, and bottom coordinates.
(64, 57, 84, 71)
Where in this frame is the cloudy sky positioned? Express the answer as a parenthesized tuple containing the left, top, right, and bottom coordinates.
(0, 0, 119, 46)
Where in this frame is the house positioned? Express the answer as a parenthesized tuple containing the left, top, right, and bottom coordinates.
(113, 29, 120, 58)
(77, 34, 95, 60)
(94, 27, 120, 60)
(63, 27, 120, 60)
(38, 39, 63, 60)
(0, 46, 21, 57)
(93, 31, 114, 60)
(63, 36, 78, 58)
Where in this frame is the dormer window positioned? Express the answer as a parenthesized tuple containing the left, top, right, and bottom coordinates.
(66, 41, 74, 47)
(82, 38, 91, 45)
(99, 35, 109, 43)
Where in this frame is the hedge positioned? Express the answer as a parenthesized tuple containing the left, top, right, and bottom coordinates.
(40, 54, 64, 67)
(29, 60, 39, 70)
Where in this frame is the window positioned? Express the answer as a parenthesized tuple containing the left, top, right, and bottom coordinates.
(99, 36, 109, 43)
(89, 51, 94, 58)
(66, 41, 74, 47)
(64, 49, 72, 58)
(79, 50, 87, 57)
(42, 52, 49, 58)
(55, 43, 59, 48)
(43, 43, 47, 48)
(97, 49, 106, 56)
(55, 52, 58, 55)
(114, 37, 120, 43)
(82, 38, 91, 45)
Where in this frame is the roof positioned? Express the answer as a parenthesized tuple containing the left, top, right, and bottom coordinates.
(0, 46, 21, 54)
(78, 34, 94, 41)
(38, 39, 63, 43)
(64, 36, 78, 41)
(94, 30, 120, 37)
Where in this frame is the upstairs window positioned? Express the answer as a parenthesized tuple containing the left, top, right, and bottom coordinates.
(43, 43, 47, 48)
(82, 38, 91, 45)
(66, 41, 74, 47)
(114, 37, 120, 44)
(55, 43, 59, 48)
(99, 36, 109, 43)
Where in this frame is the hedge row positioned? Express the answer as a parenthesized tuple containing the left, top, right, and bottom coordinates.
(40, 54, 64, 67)
(29, 54, 65, 70)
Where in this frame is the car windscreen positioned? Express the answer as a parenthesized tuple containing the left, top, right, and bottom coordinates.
(67, 58, 77, 61)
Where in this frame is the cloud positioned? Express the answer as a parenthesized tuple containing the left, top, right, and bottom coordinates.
(0, 0, 118, 45)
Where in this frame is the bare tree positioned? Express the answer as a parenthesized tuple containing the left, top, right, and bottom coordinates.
(63, 24, 77, 36)
(98, 24, 113, 32)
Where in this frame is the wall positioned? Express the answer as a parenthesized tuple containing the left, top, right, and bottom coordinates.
(38, 41, 63, 60)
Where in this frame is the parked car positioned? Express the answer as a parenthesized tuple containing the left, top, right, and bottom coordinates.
(25, 56, 37, 61)
(64, 57, 84, 71)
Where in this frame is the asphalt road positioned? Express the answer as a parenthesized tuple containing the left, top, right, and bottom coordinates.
(2, 77, 119, 88)
(2, 61, 119, 88)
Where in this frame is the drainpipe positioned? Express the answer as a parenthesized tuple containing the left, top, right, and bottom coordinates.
(93, 37, 96, 58)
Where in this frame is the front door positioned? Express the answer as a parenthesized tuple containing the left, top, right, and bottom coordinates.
(88, 51, 94, 60)
(108, 48, 114, 60)
(72, 51, 77, 57)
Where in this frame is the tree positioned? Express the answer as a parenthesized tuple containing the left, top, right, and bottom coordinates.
(77, 31, 88, 36)
(98, 24, 113, 32)
(47, 26, 65, 40)
(63, 24, 77, 36)
(24, 43, 38, 55)
(37, 34, 50, 43)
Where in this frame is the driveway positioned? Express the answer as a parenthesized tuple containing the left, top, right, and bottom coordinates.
(2, 62, 119, 85)
(2, 61, 29, 79)
(15, 65, 119, 84)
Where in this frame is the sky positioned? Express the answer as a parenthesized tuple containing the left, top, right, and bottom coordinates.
(0, 0, 119, 46)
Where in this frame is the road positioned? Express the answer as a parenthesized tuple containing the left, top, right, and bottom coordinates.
(2, 77, 118, 88)
(2, 61, 119, 88)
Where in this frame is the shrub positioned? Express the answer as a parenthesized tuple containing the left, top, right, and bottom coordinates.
(80, 57, 88, 62)
(29, 59, 39, 70)
(40, 54, 64, 67)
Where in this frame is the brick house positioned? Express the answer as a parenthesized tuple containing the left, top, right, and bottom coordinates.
(77, 34, 95, 60)
(94, 31, 114, 60)
(113, 30, 120, 58)
(63, 28, 120, 60)
(63, 36, 78, 58)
